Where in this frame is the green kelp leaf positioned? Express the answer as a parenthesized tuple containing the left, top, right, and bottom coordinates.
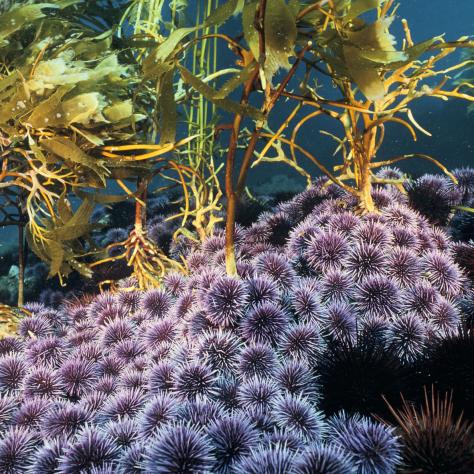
(72, 30, 113, 60)
(346, 17, 407, 64)
(70, 126, 104, 147)
(68, 258, 92, 278)
(29, 141, 57, 165)
(288, 0, 300, 18)
(158, 69, 177, 144)
(214, 63, 258, 100)
(65, 197, 95, 228)
(264, 0, 297, 78)
(177, 64, 264, 121)
(342, 16, 408, 100)
(382, 37, 438, 69)
(343, 44, 385, 100)
(144, 0, 242, 77)
(243, 0, 297, 83)
(242, 1, 259, 62)
(0, 86, 31, 124)
(44, 197, 95, 241)
(0, 70, 19, 96)
(28, 85, 75, 129)
(45, 223, 96, 241)
(103, 100, 133, 123)
(75, 189, 130, 204)
(57, 190, 73, 224)
(47, 240, 65, 278)
(0, 3, 58, 40)
(344, 0, 385, 22)
(40, 137, 109, 184)
(61, 92, 107, 125)
(106, 163, 153, 180)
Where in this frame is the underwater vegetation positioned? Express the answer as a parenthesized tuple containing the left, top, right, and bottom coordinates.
(0, 0, 473, 472)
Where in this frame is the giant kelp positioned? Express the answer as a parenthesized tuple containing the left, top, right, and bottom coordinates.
(0, 1, 192, 295)
(1, 0, 473, 292)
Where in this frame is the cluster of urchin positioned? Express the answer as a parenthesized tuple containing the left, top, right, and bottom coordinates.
(0, 169, 473, 473)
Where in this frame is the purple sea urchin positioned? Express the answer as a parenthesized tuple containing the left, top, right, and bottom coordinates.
(0, 427, 39, 473)
(327, 212, 359, 236)
(143, 423, 213, 474)
(276, 359, 319, 401)
(407, 174, 461, 226)
(237, 377, 279, 413)
(422, 250, 464, 298)
(345, 243, 387, 280)
(57, 426, 120, 473)
(117, 290, 142, 314)
(319, 269, 354, 303)
(59, 359, 99, 399)
(177, 398, 224, 429)
(100, 319, 135, 348)
(385, 313, 428, 363)
(279, 322, 321, 363)
(254, 252, 297, 290)
(402, 280, 439, 319)
(194, 330, 241, 373)
(100, 388, 147, 422)
(272, 394, 325, 441)
(353, 275, 401, 319)
(0, 337, 24, 356)
(138, 393, 178, 438)
(103, 418, 140, 448)
(245, 276, 280, 309)
(233, 445, 296, 474)
(0, 353, 27, 395)
(326, 302, 357, 344)
(148, 360, 174, 393)
(207, 414, 259, 473)
(141, 318, 177, 348)
(353, 220, 390, 246)
(386, 247, 422, 288)
(25, 336, 70, 368)
(238, 343, 278, 379)
(140, 288, 172, 318)
(292, 444, 354, 474)
(304, 231, 349, 273)
(240, 302, 289, 345)
(18, 315, 54, 339)
(331, 415, 401, 473)
(41, 402, 92, 439)
(204, 277, 248, 328)
(22, 366, 64, 399)
(29, 437, 66, 474)
(117, 442, 146, 474)
(162, 272, 187, 297)
(172, 362, 218, 401)
(431, 297, 460, 335)
(290, 279, 326, 324)
(0, 395, 18, 432)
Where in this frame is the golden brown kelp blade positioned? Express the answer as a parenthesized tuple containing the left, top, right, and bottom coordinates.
(0, 304, 30, 338)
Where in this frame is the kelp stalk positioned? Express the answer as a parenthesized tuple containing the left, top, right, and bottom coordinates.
(17, 222, 25, 307)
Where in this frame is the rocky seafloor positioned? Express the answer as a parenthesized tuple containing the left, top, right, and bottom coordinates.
(1, 168, 474, 473)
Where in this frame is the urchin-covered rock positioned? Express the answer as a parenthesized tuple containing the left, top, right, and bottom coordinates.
(2, 173, 471, 473)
